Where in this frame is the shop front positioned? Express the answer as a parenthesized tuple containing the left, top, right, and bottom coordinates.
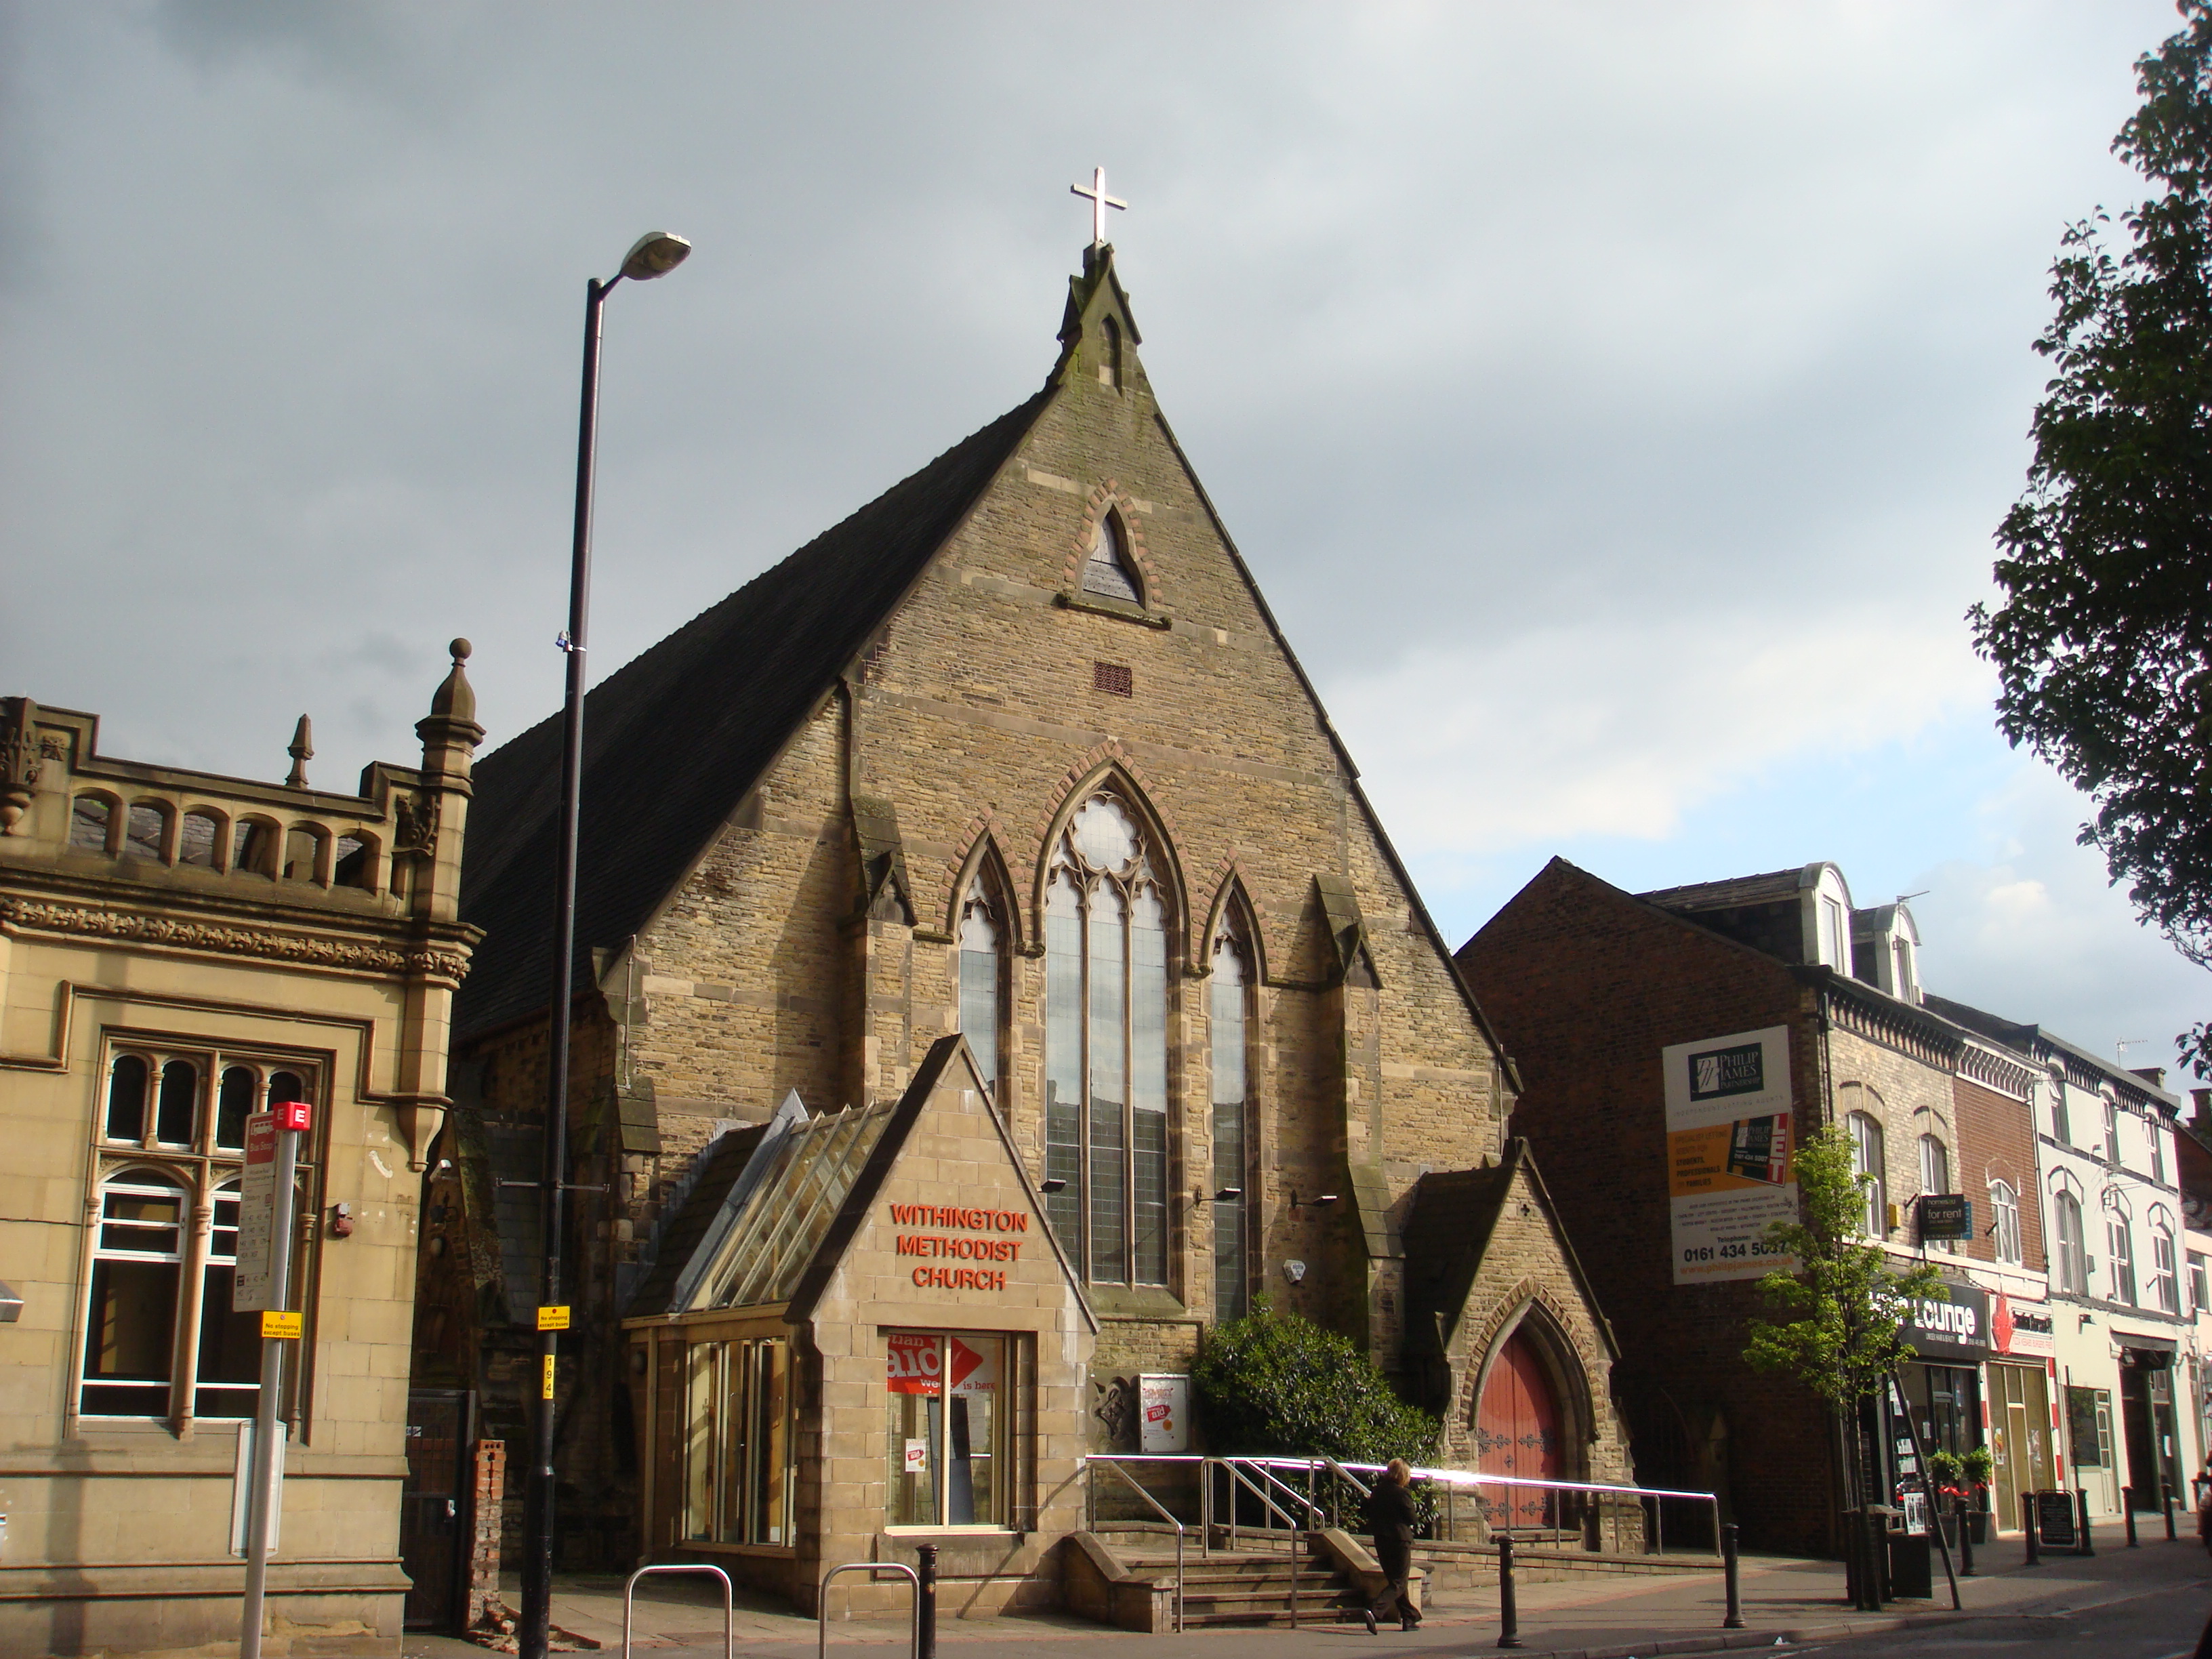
(1886, 1282, 1991, 1531)
(623, 1036, 1095, 1616)
(1986, 1292, 2057, 1536)
(2115, 1336, 2184, 1511)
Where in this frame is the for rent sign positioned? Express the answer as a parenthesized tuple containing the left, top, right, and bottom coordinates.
(1662, 1026, 1797, 1284)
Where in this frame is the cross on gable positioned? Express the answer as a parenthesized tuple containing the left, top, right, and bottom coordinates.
(1070, 167, 1128, 247)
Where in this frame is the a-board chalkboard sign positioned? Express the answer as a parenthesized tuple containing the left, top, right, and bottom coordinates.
(2034, 1490, 2078, 1548)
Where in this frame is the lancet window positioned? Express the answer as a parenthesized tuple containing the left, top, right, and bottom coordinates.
(1082, 512, 1141, 605)
(957, 888, 1004, 1092)
(1044, 793, 1170, 1286)
(1210, 925, 1250, 1321)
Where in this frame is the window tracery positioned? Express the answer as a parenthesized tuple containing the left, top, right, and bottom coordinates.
(1044, 792, 1170, 1286)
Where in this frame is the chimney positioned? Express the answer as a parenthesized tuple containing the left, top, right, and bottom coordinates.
(2192, 1088, 2212, 1131)
(2131, 1065, 2167, 1091)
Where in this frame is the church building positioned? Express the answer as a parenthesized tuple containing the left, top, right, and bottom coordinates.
(421, 233, 1628, 1615)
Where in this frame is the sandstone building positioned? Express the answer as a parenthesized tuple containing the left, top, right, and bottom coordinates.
(420, 242, 1629, 1613)
(0, 652, 480, 1655)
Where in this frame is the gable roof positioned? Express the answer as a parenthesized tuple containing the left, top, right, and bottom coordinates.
(455, 389, 1052, 1038)
(1400, 1139, 1618, 1362)
(623, 1035, 1095, 1332)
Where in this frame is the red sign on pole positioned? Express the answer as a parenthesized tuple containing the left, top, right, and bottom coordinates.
(275, 1100, 312, 1134)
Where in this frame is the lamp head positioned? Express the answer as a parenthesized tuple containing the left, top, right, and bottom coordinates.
(619, 231, 691, 282)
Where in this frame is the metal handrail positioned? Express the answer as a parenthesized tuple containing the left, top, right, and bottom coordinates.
(1084, 1456, 1186, 1633)
(1240, 1456, 1723, 1558)
(1218, 1456, 1313, 1546)
(816, 1561, 920, 1659)
(623, 1563, 733, 1659)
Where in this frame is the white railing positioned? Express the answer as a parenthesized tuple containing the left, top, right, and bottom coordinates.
(1083, 1453, 1723, 1569)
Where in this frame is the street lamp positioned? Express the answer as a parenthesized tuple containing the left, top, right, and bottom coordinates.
(520, 229, 690, 1659)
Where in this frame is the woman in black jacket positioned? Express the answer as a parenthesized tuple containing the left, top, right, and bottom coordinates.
(1362, 1459, 1422, 1633)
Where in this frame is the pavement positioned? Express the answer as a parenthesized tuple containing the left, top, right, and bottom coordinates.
(398, 1532, 2212, 1659)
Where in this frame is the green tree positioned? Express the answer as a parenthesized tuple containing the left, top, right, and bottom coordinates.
(1969, 2, 2212, 1072)
(1191, 1305, 1439, 1466)
(1744, 1124, 1944, 1504)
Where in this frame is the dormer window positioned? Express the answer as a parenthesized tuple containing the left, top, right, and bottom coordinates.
(1082, 512, 1141, 605)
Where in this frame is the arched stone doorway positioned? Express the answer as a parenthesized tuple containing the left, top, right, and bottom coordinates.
(1477, 1328, 1564, 1528)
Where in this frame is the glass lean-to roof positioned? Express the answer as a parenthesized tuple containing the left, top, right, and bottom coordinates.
(695, 1101, 896, 1311)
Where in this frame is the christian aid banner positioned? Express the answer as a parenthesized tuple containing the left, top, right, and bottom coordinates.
(885, 1332, 998, 1397)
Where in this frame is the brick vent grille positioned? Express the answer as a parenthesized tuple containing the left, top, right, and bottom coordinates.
(1093, 661, 1134, 697)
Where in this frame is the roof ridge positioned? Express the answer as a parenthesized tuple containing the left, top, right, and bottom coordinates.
(457, 386, 1054, 1037)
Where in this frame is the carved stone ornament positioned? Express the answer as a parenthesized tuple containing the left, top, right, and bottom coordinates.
(394, 792, 441, 857)
(1092, 1374, 1139, 1451)
(1, 698, 43, 835)
(0, 896, 470, 981)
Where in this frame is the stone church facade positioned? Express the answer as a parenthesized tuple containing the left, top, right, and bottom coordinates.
(422, 243, 1629, 1608)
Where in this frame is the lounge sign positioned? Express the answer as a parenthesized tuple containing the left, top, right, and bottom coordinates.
(1904, 1282, 1989, 1362)
(889, 1203, 1030, 1292)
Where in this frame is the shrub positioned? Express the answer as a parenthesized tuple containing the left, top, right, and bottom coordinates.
(1191, 1305, 1439, 1466)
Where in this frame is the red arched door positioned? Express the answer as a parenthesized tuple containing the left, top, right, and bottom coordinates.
(1477, 1329, 1563, 1529)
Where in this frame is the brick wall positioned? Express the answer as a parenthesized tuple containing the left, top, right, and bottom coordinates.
(1457, 857, 1838, 1555)
(1953, 1076, 2045, 1273)
(466, 1439, 507, 1631)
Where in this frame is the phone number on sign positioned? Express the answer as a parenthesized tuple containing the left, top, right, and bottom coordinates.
(1681, 1240, 1788, 1265)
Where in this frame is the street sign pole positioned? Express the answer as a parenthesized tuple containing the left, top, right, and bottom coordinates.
(239, 1102, 308, 1659)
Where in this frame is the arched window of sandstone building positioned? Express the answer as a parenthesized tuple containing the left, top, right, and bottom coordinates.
(180, 809, 223, 868)
(333, 832, 376, 890)
(957, 888, 1004, 1092)
(70, 794, 115, 853)
(1044, 792, 1170, 1286)
(124, 801, 169, 861)
(281, 823, 325, 884)
(1082, 511, 1142, 605)
(232, 817, 279, 876)
(155, 1058, 199, 1147)
(1210, 924, 1251, 1321)
(106, 1054, 150, 1142)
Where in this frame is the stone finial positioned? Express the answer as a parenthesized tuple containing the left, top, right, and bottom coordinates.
(417, 638, 485, 767)
(430, 638, 477, 726)
(287, 715, 314, 789)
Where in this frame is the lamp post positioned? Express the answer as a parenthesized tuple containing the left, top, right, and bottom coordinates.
(520, 230, 690, 1659)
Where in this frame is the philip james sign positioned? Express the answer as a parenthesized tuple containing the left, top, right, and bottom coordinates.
(1661, 1026, 1797, 1284)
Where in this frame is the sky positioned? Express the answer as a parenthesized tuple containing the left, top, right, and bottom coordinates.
(3, 1, 2205, 1081)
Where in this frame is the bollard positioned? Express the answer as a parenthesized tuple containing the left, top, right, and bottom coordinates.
(2124, 1489, 2139, 1549)
(916, 1543, 937, 1659)
(1496, 1530, 1523, 1649)
(2022, 1494, 2039, 1567)
(2076, 1488, 2093, 1558)
(1957, 1500, 1975, 1577)
(1721, 1523, 1744, 1629)
(1866, 1512, 1886, 1612)
(2166, 1494, 2179, 1542)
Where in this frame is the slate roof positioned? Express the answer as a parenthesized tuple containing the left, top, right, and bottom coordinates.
(1401, 1163, 1513, 1361)
(1637, 867, 1809, 914)
(1399, 1139, 1618, 1364)
(455, 388, 1054, 1038)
